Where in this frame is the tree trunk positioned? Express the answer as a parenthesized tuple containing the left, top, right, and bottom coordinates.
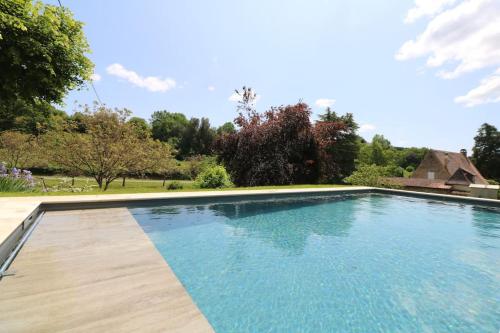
(104, 181, 111, 191)
(71, 177, 75, 186)
(162, 178, 166, 187)
(122, 175, 126, 187)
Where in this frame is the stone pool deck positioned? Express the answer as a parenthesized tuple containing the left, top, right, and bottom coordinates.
(0, 187, 370, 332)
(0, 208, 213, 333)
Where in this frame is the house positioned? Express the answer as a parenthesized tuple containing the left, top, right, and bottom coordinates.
(387, 149, 490, 195)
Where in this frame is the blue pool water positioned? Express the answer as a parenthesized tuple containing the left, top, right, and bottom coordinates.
(130, 194, 500, 333)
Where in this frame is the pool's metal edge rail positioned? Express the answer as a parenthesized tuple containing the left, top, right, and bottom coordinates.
(0, 205, 42, 278)
(1, 187, 499, 271)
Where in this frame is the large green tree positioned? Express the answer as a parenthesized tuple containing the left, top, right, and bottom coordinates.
(179, 117, 215, 157)
(0, 0, 93, 132)
(472, 123, 500, 181)
(151, 111, 216, 159)
(316, 107, 359, 182)
(150, 111, 189, 146)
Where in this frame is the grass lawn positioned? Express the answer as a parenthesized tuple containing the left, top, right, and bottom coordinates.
(0, 175, 351, 197)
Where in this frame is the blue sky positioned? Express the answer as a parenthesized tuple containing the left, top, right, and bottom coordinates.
(50, 0, 499, 151)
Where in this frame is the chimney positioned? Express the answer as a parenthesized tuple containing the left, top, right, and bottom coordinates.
(460, 149, 467, 158)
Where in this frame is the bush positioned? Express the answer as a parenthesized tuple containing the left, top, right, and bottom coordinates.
(195, 165, 232, 189)
(386, 164, 405, 177)
(487, 179, 499, 185)
(0, 164, 35, 192)
(344, 164, 388, 187)
(167, 181, 183, 190)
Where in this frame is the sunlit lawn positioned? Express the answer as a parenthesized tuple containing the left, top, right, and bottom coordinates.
(0, 175, 350, 197)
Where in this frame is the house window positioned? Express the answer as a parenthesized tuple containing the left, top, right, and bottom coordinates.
(427, 171, 435, 180)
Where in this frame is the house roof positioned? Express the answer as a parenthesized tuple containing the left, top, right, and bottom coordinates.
(430, 150, 488, 185)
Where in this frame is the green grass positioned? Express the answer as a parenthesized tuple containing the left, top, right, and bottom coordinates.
(0, 175, 350, 197)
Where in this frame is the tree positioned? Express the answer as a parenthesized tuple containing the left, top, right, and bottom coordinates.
(217, 122, 236, 135)
(315, 109, 359, 182)
(121, 139, 174, 187)
(178, 117, 215, 157)
(0, 130, 37, 168)
(216, 99, 317, 186)
(472, 123, 500, 181)
(46, 105, 174, 190)
(128, 117, 151, 139)
(0, 99, 68, 134)
(150, 111, 189, 146)
(0, 0, 93, 132)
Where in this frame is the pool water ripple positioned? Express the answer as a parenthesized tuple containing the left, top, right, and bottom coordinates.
(131, 194, 500, 333)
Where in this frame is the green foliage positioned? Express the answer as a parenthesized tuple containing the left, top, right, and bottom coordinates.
(0, 176, 32, 192)
(472, 123, 500, 181)
(344, 164, 388, 187)
(127, 117, 151, 139)
(316, 108, 360, 182)
(150, 111, 189, 145)
(0, 0, 93, 133)
(0, 100, 68, 133)
(178, 117, 215, 157)
(386, 164, 404, 177)
(195, 165, 232, 189)
(357, 134, 427, 172)
(151, 111, 215, 159)
(166, 181, 183, 190)
(217, 122, 236, 135)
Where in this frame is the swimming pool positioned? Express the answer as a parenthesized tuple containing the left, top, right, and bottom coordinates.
(130, 193, 500, 333)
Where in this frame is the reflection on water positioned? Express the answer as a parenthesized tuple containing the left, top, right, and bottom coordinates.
(130, 194, 500, 333)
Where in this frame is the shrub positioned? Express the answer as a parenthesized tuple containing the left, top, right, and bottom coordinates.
(386, 164, 405, 177)
(167, 181, 184, 190)
(0, 164, 35, 192)
(344, 164, 388, 187)
(195, 165, 232, 189)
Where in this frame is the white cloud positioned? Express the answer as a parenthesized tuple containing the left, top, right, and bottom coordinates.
(405, 0, 457, 23)
(359, 124, 376, 133)
(208, 85, 216, 92)
(106, 63, 176, 92)
(455, 68, 500, 106)
(90, 73, 101, 82)
(397, 0, 500, 106)
(315, 98, 336, 108)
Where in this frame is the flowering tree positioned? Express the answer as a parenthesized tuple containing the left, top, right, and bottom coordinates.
(46, 105, 174, 190)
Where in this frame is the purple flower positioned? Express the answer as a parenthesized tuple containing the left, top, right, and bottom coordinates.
(11, 168, 20, 178)
(21, 170, 34, 187)
(0, 163, 6, 175)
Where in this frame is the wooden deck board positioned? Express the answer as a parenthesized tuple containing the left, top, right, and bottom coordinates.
(0, 208, 213, 333)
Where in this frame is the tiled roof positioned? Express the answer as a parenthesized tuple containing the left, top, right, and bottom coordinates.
(431, 150, 488, 184)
